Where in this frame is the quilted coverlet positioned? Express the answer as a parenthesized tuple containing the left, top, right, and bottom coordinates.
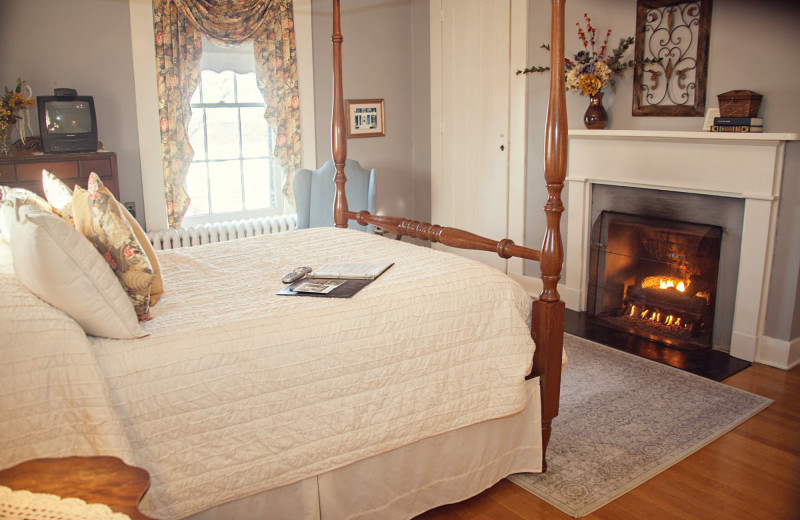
(1, 228, 536, 519)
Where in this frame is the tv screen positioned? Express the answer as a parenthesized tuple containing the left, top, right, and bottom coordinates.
(37, 95, 98, 153)
(43, 100, 94, 134)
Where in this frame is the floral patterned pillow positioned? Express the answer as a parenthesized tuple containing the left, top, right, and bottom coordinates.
(42, 170, 164, 306)
(73, 173, 154, 321)
(118, 201, 164, 306)
(41, 169, 75, 223)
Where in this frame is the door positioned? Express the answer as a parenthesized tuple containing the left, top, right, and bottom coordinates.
(431, 0, 514, 272)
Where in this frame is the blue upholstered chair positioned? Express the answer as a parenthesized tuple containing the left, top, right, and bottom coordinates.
(292, 159, 376, 232)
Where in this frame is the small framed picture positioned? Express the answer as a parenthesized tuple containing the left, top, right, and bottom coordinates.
(346, 99, 385, 138)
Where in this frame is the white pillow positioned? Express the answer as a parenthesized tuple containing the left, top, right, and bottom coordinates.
(0, 187, 53, 242)
(9, 203, 146, 339)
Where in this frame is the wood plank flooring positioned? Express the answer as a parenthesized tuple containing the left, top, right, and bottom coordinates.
(415, 362, 800, 520)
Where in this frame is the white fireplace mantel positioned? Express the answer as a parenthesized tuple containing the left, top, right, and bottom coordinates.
(561, 129, 799, 364)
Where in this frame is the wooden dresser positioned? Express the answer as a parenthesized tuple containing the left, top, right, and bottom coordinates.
(0, 150, 119, 199)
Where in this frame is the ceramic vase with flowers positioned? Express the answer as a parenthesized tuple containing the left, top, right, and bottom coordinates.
(517, 13, 660, 130)
(1, 78, 36, 155)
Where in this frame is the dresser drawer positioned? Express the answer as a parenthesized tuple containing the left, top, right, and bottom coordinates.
(80, 158, 113, 178)
(0, 164, 15, 183)
(18, 161, 79, 181)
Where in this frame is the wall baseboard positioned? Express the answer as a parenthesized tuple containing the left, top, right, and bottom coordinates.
(757, 335, 800, 371)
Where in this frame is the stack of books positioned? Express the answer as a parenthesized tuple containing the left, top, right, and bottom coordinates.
(710, 117, 763, 133)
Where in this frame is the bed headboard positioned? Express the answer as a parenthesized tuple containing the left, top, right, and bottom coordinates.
(328, 0, 567, 304)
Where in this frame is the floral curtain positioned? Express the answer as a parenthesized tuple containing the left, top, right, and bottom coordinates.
(253, 0, 302, 207)
(153, 0, 202, 227)
(152, 0, 302, 228)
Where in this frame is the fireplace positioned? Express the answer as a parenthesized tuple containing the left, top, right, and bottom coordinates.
(554, 129, 799, 364)
(586, 211, 722, 350)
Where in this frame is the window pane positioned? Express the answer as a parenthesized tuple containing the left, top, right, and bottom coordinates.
(201, 70, 235, 104)
(240, 107, 270, 158)
(185, 162, 210, 216)
(208, 160, 243, 213)
(236, 72, 264, 104)
(243, 159, 273, 210)
(190, 82, 202, 104)
(205, 107, 241, 160)
(187, 107, 207, 161)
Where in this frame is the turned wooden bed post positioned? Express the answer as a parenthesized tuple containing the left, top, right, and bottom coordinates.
(329, 0, 567, 471)
(331, 0, 349, 228)
(532, 0, 568, 470)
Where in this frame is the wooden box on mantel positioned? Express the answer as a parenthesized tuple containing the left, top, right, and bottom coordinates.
(717, 90, 763, 117)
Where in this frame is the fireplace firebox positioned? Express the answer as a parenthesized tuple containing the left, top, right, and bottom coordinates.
(586, 211, 722, 350)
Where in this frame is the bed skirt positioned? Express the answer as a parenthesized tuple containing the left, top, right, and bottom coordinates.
(185, 377, 542, 520)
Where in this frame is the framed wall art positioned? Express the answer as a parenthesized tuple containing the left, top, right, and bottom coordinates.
(345, 99, 385, 138)
(633, 0, 712, 116)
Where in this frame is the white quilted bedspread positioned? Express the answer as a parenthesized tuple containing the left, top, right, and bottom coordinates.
(1, 228, 536, 520)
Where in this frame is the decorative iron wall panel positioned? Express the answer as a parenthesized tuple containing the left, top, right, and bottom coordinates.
(633, 0, 712, 116)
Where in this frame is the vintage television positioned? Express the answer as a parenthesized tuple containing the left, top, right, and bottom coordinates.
(37, 89, 98, 153)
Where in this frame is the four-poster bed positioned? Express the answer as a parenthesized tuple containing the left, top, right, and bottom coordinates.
(0, 1, 568, 519)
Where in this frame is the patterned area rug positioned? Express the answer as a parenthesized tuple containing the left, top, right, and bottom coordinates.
(508, 334, 772, 518)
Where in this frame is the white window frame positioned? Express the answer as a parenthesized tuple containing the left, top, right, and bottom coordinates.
(128, 0, 316, 231)
(182, 63, 285, 226)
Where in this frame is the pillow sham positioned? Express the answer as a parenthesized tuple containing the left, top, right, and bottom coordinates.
(73, 173, 154, 321)
(0, 187, 53, 242)
(43, 169, 164, 306)
(8, 203, 145, 339)
(42, 169, 75, 223)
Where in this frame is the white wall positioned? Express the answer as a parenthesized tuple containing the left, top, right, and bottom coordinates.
(522, 0, 800, 342)
(0, 0, 144, 223)
(310, 0, 425, 221)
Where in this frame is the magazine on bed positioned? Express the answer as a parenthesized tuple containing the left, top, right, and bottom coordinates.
(277, 261, 393, 298)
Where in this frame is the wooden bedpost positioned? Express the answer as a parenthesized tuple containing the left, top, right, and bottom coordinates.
(331, 0, 349, 228)
(533, 0, 568, 471)
(329, 0, 567, 472)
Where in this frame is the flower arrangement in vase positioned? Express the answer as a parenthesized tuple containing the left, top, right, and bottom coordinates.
(0, 78, 36, 155)
(517, 13, 660, 129)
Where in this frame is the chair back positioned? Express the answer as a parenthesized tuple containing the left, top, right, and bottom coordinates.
(293, 159, 376, 232)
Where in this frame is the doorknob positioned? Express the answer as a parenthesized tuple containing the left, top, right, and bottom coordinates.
(499, 145, 505, 151)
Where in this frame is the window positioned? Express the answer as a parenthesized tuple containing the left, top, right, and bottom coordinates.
(184, 39, 283, 224)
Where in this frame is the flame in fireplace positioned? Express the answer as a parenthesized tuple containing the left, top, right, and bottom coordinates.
(641, 276, 689, 293)
(627, 304, 690, 331)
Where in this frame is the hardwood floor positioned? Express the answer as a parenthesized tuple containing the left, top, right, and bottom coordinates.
(416, 362, 800, 520)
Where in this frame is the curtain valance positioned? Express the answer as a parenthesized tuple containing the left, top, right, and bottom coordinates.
(173, 0, 275, 43)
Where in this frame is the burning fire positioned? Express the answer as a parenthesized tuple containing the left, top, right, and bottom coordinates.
(641, 276, 689, 293)
(626, 304, 690, 330)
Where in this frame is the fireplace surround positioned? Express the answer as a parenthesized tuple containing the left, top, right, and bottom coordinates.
(561, 130, 799, 364)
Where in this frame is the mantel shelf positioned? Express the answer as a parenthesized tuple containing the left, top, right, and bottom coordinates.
(568, 129, 800, 142)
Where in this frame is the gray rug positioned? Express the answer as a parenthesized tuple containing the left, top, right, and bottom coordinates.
(508, 334, 772, 518)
